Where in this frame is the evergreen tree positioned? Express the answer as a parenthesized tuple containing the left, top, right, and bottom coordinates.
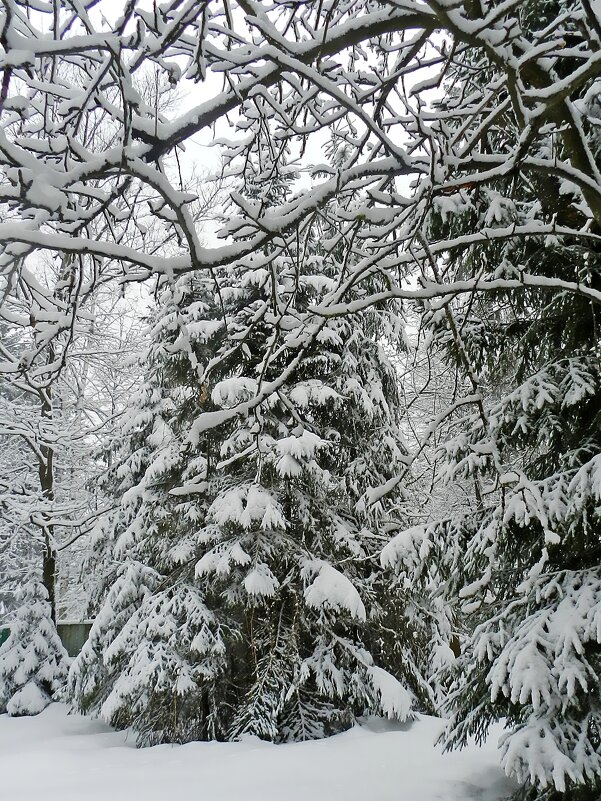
(68, 278, 233, 742)
(386, 2, 601, 798)
(67, 93, 449, 743)
(68, 205, 423, 742)
(0, 578, 70, 716)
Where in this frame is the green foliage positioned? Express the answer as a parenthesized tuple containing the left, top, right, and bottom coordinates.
(410, 2, 601, 796)
(68, 229, 423, 743)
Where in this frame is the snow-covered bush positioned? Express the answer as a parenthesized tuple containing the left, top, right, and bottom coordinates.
(0, 579, 70, 716)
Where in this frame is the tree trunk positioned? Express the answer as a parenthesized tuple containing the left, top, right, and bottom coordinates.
(38, 391, 56, 622)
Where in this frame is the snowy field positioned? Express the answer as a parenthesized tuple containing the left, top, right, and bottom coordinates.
(0, 705, 516, 801)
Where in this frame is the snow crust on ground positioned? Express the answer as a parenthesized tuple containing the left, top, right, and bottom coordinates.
(0, 704, 516, 801)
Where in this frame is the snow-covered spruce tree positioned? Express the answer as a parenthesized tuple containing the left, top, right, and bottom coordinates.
(201, 239, 418, 742)
(69, 193, 424, 742)
(68, 275, 232, 743)
(437, 288, 601, 800)
(202, 117, 424, 739)
(386, 3, 601, 799)
(0, 578, 70, 715)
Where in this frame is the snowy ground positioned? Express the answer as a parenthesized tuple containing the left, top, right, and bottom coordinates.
(0, 704, 516, 801)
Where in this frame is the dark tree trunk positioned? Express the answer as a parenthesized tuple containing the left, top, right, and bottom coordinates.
(38, 391, 56, 622)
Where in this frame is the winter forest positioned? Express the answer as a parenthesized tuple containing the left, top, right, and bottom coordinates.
(1, 0, 601, 799)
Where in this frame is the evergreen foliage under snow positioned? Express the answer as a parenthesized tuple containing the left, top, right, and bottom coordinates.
(69, 233, 424, 742)
(0, 579, 70, 716)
